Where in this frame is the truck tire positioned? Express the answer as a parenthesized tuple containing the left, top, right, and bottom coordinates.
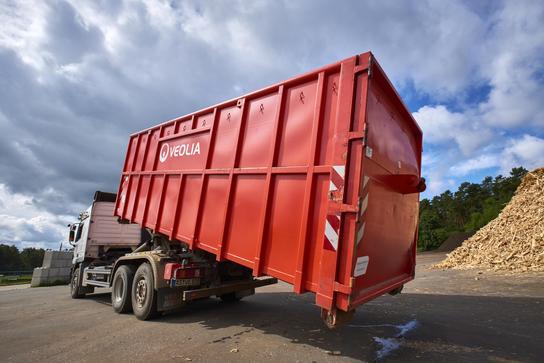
(70, 268, 85, 299)
(70, 267, 94, 298)
(112, 265, 136, 313)
(388, 285, 403, 295)
(131, 263, 159, 320)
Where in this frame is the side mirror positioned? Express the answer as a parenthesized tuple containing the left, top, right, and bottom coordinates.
(68, 224, 76, 245)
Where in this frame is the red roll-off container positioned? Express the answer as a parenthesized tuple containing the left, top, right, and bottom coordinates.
(115, 52, 424, 321)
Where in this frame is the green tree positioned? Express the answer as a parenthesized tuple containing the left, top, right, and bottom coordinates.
(417, 167, 528, 251)
(0, 244, 23, 271)
(19, 248, 45, 270)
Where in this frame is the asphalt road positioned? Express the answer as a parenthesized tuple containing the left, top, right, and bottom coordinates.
(1, 253, 543, 362)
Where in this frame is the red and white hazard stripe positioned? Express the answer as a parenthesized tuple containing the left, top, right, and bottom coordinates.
(356, 175, 370, 246)
(324, 165, 345, 251)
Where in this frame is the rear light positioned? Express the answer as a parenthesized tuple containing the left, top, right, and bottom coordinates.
(176, 268, 201, 278)
(163, 262, 203, 280)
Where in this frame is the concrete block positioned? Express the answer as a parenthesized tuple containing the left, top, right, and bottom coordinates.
(42, 252, 53, 268)
(32, 267, 50, 279)
(31, 274, 48, 287)
(49, 268, 61, 278)
(51, 259, 71, 268)
(49, 267, 71, 278)
(31, 277, 42, 287)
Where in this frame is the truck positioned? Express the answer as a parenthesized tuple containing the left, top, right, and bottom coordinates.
(70, 52, 425, 327)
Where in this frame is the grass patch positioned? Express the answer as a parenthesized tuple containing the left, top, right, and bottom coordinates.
(0, 275, 32, 286)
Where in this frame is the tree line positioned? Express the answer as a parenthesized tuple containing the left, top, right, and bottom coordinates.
(0, 245, 45, 271)
(418, 166, 527, 251)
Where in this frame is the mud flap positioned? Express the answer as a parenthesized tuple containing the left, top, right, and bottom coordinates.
(157, 288, 185, 312)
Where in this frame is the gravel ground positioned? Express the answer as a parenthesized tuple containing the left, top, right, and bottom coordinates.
(0, 252, 543, 362)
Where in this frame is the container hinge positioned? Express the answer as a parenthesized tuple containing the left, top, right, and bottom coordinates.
(328, 202, 358, 214)
(347, 131, 365, 141)
(333, 281, 352, 294)
(353, 65, 368, 75)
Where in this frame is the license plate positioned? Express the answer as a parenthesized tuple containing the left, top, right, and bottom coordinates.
(174, 278, 200, 287)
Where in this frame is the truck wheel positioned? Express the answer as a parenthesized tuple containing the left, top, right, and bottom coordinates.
(388, 285, 404, 295)
(112, 265, 136, 313)
(131, 263, 159, 320)
(70, 268, 85, 299)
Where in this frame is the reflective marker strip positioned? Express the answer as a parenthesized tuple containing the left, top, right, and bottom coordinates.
(324, 215, 340, 251)
(324, 165, 345, 251)
(356, 175, 370, 246)
(356, 221, 366, 243)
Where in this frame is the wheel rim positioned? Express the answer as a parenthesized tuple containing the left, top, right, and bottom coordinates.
(135, 278, 147, 308)
(113, 275, 124, 303)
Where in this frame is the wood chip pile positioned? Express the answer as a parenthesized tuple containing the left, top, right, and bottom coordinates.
(433, 168, 544, 272)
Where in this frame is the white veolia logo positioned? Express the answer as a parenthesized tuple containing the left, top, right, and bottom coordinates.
(159, 142, 201, 163)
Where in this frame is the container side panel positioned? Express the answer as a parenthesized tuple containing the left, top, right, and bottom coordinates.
(125, 175, 139, 219)
(210, 106, 243, 169)
(116, 176, 129, 217)
(158, 175, 181, 235)
(133, 134, 148, 171)
(224, 175, 266, 266)
(261, 174, 306, 282)
(162, 123, 176, 138)
(175, 175, 202, 242)
(276, 80, 318, 167)
(144, 129, 161, 171)
(125, 136, 138, 172)
(156, 131, 209, 171)
(176, 119, 192, 133)
(317, 73, 340, 165)
(196, 113, 214, 130)
(196, 175, 230, 252)
(238, 93, 279, 168)
(302, 173, 329, 290)
(134, 175, 151, 224)
(146, 176, 164, 227)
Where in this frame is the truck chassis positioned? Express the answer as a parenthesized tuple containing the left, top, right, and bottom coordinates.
(71, 234, 277, 319)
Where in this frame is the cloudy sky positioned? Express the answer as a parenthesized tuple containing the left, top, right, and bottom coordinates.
(1, 0, 543, 250)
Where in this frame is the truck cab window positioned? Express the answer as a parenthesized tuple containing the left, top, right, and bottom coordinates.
(75, 223, 84, 242)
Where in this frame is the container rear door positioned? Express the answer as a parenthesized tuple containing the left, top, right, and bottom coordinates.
(349, 65, 422, 308)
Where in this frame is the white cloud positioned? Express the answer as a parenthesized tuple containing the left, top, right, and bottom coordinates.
(450, 154, 500, 176)
(501, 135, 544, 173)
(0, 184, 78, 249)
(449, 134, 544, 177)
(413, 105, 493, 155)
(479, 0, 544, 129)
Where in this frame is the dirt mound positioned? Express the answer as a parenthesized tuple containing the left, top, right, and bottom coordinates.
(435, 231, 475, 252)
(433, 168, 544, 272)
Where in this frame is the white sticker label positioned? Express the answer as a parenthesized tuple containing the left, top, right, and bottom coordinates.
(354, 256, 369, 277)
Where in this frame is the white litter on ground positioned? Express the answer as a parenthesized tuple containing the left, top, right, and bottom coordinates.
(395, 319, 418, 337)
(373, 337, 401, 360)
(349, 319, 419, 360)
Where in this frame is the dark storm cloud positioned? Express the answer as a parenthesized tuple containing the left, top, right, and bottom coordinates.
(45, 1, 105, 64)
